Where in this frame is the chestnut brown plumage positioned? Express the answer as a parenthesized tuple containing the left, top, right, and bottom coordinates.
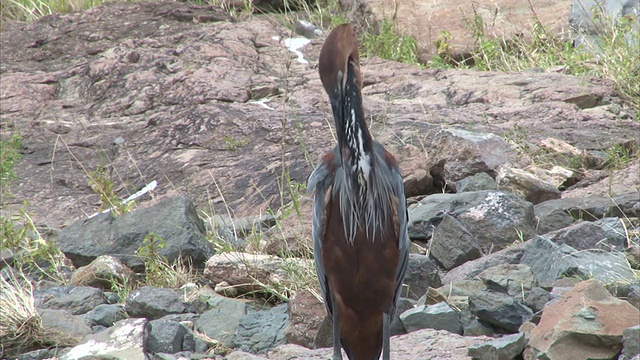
(308, 24, 410, 360)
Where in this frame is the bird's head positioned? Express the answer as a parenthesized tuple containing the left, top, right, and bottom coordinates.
(318, 23, 362, 103)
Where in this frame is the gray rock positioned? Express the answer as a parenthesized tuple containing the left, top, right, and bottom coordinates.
(543, 220, 626, 251)
(534, 193, 639, 233)
(438, 279, 487, 297)
(403, 254, 442, 300)
(442, 242, 526, 284)
(468, 332, 526, 360)
(621, 325, 640, 360)
(234, 303, 289, 354)
(460, 310, 495, 337)
(40, 286, 105, 315)
(84, 304, 127, 327)
(521, 235, 636, 284)
(391, 297, 416, 335)
(147, 319, 194, 354)
(496, 165, 561, 204)
(478, 264, 536, 297)
(18, 348, 69, 360)
(469, 291, 533, 333)
(58, 196, 214, 270)
(523, 287, 551, 313)
(62, 318, 149, 360)
(195, 295, 250, 347)
(570, 0, 640, 49)
(38, 308, 92, 346)
(125, 286, 189, 320)
(429, 214, 483, 270)
(408, 191, 536, 253)
(430, 128, 519, 187)
(400, 302, 462, 334)
(455, 172, 498, 192)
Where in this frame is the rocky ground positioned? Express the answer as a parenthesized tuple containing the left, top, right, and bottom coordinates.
(1, 1, 639, 360)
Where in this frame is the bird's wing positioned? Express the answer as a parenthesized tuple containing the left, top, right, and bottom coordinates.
(307, 152, 336, 314)
(389, 156, 410, 316)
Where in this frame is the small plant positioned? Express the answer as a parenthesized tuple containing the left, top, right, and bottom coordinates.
(361, 18, 420, 65)
(136, 233, 194, 288)
(222, 135, 249, 151)
(604, 143, 637, 170)
(87, 165, 134, 216)
(0, 134, 22, 200)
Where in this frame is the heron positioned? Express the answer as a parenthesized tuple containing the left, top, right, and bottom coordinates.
(307, 24, 410, 360)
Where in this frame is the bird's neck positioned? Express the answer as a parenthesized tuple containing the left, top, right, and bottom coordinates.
(337, 60, 373, 185)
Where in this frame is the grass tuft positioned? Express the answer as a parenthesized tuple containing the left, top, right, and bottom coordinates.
(361, 18, 420, 65)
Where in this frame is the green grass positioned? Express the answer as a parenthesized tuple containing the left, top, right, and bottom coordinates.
(361, 18, 420, 65)
(0, 134, 22, 201)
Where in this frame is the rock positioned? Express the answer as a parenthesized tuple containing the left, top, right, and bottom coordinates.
(400, 302, 462, 334)
(391, 297, 415, 335)
(403, 168, 434, 198)
(478, 264, 536, 297)
(70, 255, 134, 289)
(204, 252, 311, 296)
(455, 172, 498, 192)
(408, 190, 536, 253)
(525, 279, 640, 360)
(147, 319, 194, 354)
(469, 290, 533, 333)
(40, 286, 105, 315)
(468, 332, 526, 360)
(194, 295, 250, 347)
(58, 196, 213, 270)
(284, 290, 326, 349)
(204, 213, 277, 250)
(430, 129, 520, 188)
(534, 192, 639, 234)
(523, 287, 552, 314)
(442, 242, 526, 284)
(294, 19, 323, 39)
(62, 318, 149, 360)
(627, 246, 640, 269)
(429, 214, 483, 270)
(563, 163, 640, 199)
(269, 329, 492, 359)
(125, 286, 189, 320)
(403, 254, 442, 300)
(38, 309, 92, 347)
(84, 304, 127, 327)
(460, 310, 495, 337)
(496, 165, 561, 204)
(569, 0, 640, 49)
(521, 235, 636, 284)
(438, 279, 487, 297)
(621, 325, 640, 360)
(18, 348, 69, 360)
(543, 220, 627, 251)
(234, 303, 289, 354)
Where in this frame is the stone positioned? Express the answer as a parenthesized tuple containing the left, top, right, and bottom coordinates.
(460, 310, 495, 337)
(438, 279, 487, 297)
(442, 242, 526, 284)
(430, 129, 520, 187)
(543, 220, 627, 251)
(408, 190, 536, 253)
(468, 332, 526, 360)
(40, 286, 105, 315)
(125, 286, 189, 320)
(429, 214, 483, 270)
(62, 318, 149, 360)
(525, 279, 640, 360)
(269, 329, 492, 359)
(194, 295, 250, 348)
(38, 309, 92, 347)
(234, 303, 289, 354)
(70, 255, 134, 289)
(403, 168, 434, 198)
(399, 302, 462, 334)
(521, 235, 636, 284)
(204, 252, 311, 296)
(469, 291, 533, 333)
(455, 172, 498, 192)
(58, 196, 213, 270)
(620, 325, 640, 360)
(403, 254, 442, 300)
(496, 165, 561, 204)
(523, 287, 551, 314)
(84, 304, 127, 327)
(284, 290, 326, 349)
(477, 264, 536, 297)
(18, 348, 69, 360)
(391, 297, 415, 335)
(147, 319, 194, 354)
(569, 0, 640, 49)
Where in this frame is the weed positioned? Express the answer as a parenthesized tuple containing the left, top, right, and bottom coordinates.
(87, 165, 134, 216)
(136, 233, 195, 288)
(0, 134, 22, 201)
(222, 135, 249, 151)
(361, 18, 420, 65)
(604, 143, 637, 170)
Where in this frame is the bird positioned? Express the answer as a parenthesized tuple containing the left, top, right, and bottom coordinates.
(307, 23, 410, 360)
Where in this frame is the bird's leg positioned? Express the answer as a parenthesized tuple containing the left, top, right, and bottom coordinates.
(382, 312, 391, 360)
(332, 306, 343, 360)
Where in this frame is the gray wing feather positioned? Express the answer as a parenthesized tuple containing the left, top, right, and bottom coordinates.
(390, 163, 409, 316)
